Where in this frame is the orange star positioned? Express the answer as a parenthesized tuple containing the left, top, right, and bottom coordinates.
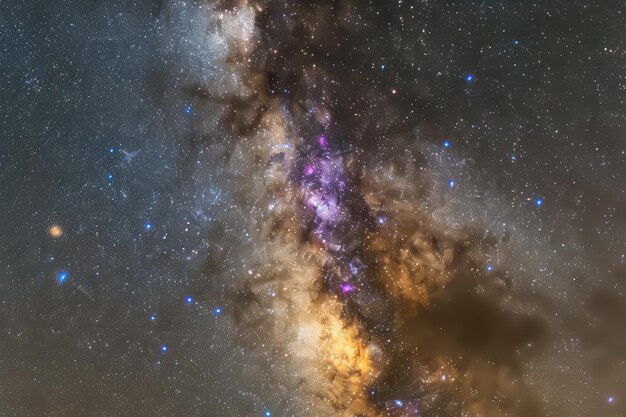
(49, 225, 63, 238)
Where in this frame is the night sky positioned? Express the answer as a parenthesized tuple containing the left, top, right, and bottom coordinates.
(1, 1, 625, 416)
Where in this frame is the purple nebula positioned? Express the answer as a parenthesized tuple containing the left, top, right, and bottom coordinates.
(340, 283, 354, 293)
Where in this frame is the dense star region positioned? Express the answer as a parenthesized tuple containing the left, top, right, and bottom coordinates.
(1, 0, 625, 416)
(210, 2, 548, 415)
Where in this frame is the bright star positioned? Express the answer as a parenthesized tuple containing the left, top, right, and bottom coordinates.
(48, 224, 63, 238)
(57, 271, 68, 284)
(185, 296, 193, 304)
(215, 307, 222, 315)
(144, 222, 153, 231)
(487, 265, 493, 271)
(161, 345, 168, 352)
(443, 140, 451, 148)
(449, 180, 455, 188)
(466, 74, 474, 82)
(535, 198, 543, 207)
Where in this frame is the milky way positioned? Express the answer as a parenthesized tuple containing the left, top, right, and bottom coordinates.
(2, 0, 625, 416)
(173, 1, 603, 415)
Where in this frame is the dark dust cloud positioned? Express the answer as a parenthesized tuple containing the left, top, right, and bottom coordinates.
(1, 0, 625, 416)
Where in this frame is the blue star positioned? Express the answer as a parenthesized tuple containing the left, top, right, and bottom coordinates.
(107, 147, 115, 154)
(443, 140, 451, 148)
(513, 40, 520, 45)
(185, 296, 193, 304)
(394, 400, 403, 407)
(608, 396, 614, 404)
(150, 314, 156, 321)
(215, 307, 222, 315)
(57, 271, 69, 284)
(449, 180, 455, 188)
(144, 222, 153, 231)
(161, 344, 168, 352)
(487, 265, 493, 271)
(466, 74, 474, 82)
(105, 172, 113, 182)
(264, 411, 271, 417)
(535, 198, 543, 207)
(183, 105, 193, 115)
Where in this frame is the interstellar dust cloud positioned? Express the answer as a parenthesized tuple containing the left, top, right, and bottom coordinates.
(155, 1, 594, 416)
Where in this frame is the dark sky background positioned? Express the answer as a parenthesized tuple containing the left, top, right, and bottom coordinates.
(1, 1, 625, 416)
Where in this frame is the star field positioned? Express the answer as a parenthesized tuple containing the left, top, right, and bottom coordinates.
(0, 0, 625, 416)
